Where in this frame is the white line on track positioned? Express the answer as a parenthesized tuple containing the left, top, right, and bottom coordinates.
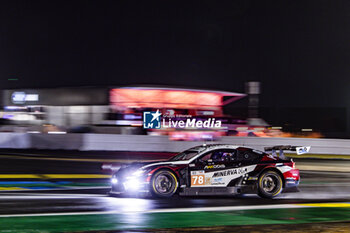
(0, 186, 109, 192)
(0, 203, 315, 218)
(0, 193, 106, 199)
(300, 183, 350, 187)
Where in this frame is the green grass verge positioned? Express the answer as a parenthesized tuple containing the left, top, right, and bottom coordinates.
(0, 207, 349, 232)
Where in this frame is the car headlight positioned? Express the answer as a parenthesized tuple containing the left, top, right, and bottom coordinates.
(111, 177, 118, 184)
(124, 177, 141, 190)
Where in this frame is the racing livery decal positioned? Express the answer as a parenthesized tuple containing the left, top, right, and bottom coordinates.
(204, 164, 225, 169)
(212, 167, 250, 177)
(108, 144, 304, 198)
(191, 165, 257, 187)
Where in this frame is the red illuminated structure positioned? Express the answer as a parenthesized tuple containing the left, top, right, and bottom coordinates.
(110, 86, 246, 116)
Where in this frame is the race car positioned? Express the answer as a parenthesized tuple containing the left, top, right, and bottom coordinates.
(109, 144, 308, 198)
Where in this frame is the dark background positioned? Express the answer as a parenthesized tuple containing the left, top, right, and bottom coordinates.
(0, 0, 349, 136)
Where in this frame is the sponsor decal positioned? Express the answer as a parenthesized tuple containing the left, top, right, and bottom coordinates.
(205, 177, 211, 185)
(296, 146, 311, 155)
(211, 177, 225, 185)
(212, 167, 248, 178)
(190, 165, 256, 187)
(248, 177, 258, 180)
(204, 164, 225, 169)
(191, 170, 204, 175)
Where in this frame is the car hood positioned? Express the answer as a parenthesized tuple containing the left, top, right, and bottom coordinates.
(114, 160, 189, 177)
(128, 160, 189, 169)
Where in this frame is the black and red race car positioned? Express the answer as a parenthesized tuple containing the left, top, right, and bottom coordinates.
(109, 144, 309, 198)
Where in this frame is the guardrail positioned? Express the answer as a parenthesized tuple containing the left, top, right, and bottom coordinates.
(1, 133, 350, 155)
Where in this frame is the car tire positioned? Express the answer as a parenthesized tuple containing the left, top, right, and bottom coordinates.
(150, 170, 178, 198)
(258, 170, 283, 198)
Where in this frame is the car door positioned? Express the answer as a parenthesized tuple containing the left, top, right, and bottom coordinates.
(189, 149, 238, 187)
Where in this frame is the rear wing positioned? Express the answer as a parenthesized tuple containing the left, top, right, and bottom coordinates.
(264, 145, 311, 158)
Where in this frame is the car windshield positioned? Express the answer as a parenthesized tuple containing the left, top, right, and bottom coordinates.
(168, 150, 199, 161)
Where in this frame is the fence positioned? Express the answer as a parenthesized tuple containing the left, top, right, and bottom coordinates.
(0, 133, 349, 155)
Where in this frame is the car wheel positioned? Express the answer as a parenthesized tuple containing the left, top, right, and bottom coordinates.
(151, 170, 178, 198)
(258, 170, 283, 198)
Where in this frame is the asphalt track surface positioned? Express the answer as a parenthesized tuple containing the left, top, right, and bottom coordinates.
(0, 171, 349, 215)
(0, 149, 349, 232)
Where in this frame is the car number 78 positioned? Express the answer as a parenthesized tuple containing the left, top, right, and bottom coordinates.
(191, 174, 205, 186)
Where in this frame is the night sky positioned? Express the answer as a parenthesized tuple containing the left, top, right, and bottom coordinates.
(1, 0, 350, 110)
